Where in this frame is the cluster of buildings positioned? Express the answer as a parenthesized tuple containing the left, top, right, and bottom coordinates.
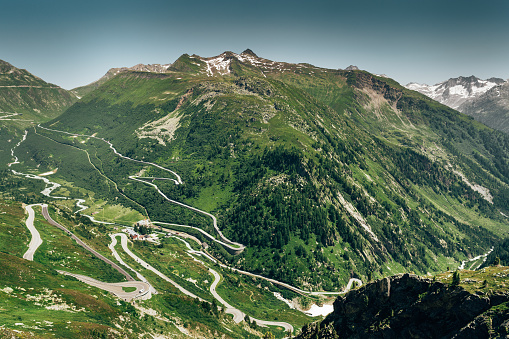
(123, 223, 159, 242)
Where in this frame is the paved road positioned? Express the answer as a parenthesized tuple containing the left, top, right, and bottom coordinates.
(41, 206, 135, 281)
(34, 124, 362, 295)
(208, 268, 244, 322)
(208, 267, 294, 331)
(131, 177, 245, 254)
(153, 221, 244, 255)
(111, 233, 201, 300)
(108, 234, 154, 290)
(22, 204, 151, 302)
(32, 125, 361, 329)
(113, 232, 293, 331)
(57, 270, 150, 302)
(22, 204, 44, 261)
(38, 124, 183, 185)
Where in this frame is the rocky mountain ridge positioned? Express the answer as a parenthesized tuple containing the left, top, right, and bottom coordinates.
(5, 50, 509, 338)
(38, 50, 509, 293)
(460, 81, 509, 133)
(297, 268, 509, 338)
(0, 59, 76, 122)
(406, 76, 506, 110)
(71, 62, 172, 98)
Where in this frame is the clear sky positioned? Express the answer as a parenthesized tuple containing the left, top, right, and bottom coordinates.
(1, 0, 508, 89)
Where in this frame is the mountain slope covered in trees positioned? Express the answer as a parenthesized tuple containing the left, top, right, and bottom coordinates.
(25, 50, 509, 291)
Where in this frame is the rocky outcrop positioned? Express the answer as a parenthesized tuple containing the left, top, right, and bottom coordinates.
(297, 274, 509, 339)
(460, 81, 509, 134)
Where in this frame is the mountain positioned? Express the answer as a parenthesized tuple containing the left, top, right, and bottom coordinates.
(27, 49, 509, 294)
(406, 76, 505, 110)
(71, 62, 172, 98)
(6, 49, 509, 337)
(0, 59, 77, 168)
(297, 268, 509, 338)
(0, 59, 76, 121)
(406, 76, 509, 134)
(460, 81, 509, 133)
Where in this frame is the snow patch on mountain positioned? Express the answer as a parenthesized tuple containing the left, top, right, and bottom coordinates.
(197, 49, 319, 77)
(406, 76, 506, 110)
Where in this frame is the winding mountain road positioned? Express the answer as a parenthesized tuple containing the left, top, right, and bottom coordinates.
(208, 267, 294, 332)
(110, 233, 201, 300)
(22, 204, 44, 261)
(21, 202, 151, 301)
(131, 176, 244, 251)
(57, 270, 150, 302)
(111, 232, 294, 330)
(40, 205, 135, 281)
(14, 126, 362, 332)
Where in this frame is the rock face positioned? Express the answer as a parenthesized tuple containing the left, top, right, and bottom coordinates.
(297, 274, 509, 339)
(406, 76, 505, 110)
(345, 65, 360, 71)
(460, 81, 509, 134)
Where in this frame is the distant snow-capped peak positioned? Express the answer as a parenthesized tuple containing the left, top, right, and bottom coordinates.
(406, 76, 506, 110)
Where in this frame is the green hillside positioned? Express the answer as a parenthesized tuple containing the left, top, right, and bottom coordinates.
(0, 60, 76, 121)
(0, 59, 77, 168)
(0, 199, 276, 338)
(20, 50, 506, 294)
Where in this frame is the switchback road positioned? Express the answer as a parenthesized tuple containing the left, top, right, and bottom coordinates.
(110, 233, 201, 300)
(41, 205, 135, 281)
(57, 270, 150, 302)
(22, 204, 44, 261)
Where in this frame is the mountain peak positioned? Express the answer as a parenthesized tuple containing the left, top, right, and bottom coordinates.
(345, 65, 359, 71)
(405, 75, 507, 110)
(241, 49, 258, 57)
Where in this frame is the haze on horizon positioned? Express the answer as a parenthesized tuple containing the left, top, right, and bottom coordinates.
(1, 0, 508, 90)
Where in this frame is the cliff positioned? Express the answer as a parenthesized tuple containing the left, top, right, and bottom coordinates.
(297, 271, 509, 338)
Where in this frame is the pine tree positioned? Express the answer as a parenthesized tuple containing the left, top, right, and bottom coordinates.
(451, 270, 460, 287)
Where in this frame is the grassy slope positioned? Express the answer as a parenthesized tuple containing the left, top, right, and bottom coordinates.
(0, 198, 274, 338)
(30, 61, 508, 287)
(5, 53, 509, 337)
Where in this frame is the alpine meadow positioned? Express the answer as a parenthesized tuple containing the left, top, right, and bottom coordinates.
(1, 49, 509, 338)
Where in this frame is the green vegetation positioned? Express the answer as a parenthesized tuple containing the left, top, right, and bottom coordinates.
(434, 265, 509, 295)
(122, 286, 136, 293)
(451, 270, 460, 287)
(0, 197, 277, 338)
(23, 54, 508, 292)
(4, 51, 509, 337)
(482, 238, 509, 268)
(0, 60, 75, 129)
(215, 265, 317, 327)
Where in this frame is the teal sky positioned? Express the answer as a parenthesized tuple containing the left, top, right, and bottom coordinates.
(1, 0, 508, 89)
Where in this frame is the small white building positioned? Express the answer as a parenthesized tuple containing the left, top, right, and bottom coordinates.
(137, 219, 152, 226)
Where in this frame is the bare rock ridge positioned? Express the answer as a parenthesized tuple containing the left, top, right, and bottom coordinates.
(406, 76, 509, 134)
(345, 65, 360, 71)
(297, 274, 509, 339)
(406, 76, 506, 110)
(460, 81, 509, 133)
